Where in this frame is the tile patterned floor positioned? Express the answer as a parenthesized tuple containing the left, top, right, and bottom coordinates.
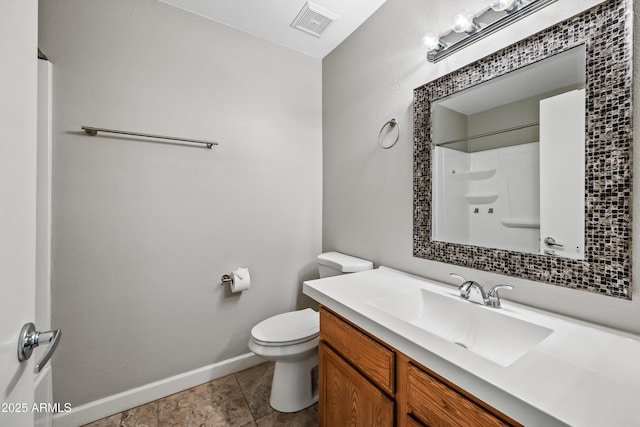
(82, 362, 318, 427)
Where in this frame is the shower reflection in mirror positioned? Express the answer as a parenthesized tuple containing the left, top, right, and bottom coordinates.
(431, 45, 586, 260)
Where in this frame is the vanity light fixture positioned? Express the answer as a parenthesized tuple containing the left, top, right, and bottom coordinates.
(451, 9, 479, 34)
(425, 0, 557, 63)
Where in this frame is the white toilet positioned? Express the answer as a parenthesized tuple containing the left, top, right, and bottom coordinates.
(248, 251, 373, 412)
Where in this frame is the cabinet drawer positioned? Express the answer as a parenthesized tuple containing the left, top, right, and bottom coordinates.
(320, 308, 394, 395)
(407, 363, 514, 427)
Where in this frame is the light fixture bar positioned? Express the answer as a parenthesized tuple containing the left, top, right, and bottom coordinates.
(427, 0, 557, 63)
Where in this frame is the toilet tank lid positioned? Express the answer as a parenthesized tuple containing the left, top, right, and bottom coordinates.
(317, 251, 373, 273)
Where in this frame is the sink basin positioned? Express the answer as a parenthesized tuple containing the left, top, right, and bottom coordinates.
(367, 288, 552, 366)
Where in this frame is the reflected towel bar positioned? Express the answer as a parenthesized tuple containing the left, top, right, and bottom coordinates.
(81, 126, 219, 149)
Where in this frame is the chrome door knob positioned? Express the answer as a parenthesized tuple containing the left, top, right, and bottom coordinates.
(17, 322, 62, 373)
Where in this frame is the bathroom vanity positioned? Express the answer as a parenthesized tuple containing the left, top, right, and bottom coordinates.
(303, 267, 640, 426)
(319, 307, 519, 426)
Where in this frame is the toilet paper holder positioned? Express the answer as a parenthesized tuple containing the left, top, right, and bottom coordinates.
(221, 268, 250, 292)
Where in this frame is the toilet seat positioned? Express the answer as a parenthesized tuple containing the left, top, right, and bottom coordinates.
(251, 308, 319, 347)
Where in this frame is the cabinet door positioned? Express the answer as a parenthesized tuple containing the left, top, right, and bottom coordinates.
(320, 342, 394, 427)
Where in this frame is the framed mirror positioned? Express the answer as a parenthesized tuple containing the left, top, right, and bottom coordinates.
(432, 45, 586, 258)
(413, 0, 633, 298)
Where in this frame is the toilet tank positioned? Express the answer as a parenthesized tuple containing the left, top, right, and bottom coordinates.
(317, 252, 373, 278)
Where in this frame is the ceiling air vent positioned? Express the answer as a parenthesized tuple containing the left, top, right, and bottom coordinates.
(291, 2, 339, 38)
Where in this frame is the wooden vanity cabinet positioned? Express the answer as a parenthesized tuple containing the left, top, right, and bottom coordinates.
(319, 307, 522, 427)
(319, 308, 395, 427)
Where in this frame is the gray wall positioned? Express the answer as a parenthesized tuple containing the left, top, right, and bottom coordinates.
(323, 0, 640, 334)
(39, 0, 322, 406)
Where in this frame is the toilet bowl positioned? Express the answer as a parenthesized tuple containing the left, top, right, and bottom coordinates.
(249, 252, 373, 413)
(249, 309, 319, 413)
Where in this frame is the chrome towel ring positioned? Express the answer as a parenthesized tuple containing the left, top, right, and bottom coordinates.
(378, 118, 400, 149)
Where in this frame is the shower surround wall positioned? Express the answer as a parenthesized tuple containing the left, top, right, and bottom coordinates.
(433, 143, 540, 254)
(322, 0, 640, 334)
(39, 0, 321, 408)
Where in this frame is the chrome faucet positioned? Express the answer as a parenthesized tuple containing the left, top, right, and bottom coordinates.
(450, 273, 514, 309)
(451, 273, 487, 305)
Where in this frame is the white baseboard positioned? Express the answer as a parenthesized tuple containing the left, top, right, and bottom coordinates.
(53, 352, 263, 427)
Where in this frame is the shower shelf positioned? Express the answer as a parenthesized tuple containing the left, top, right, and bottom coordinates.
(464, 193, 498, 204)
(500, 219, 540, 229)
(454, 169, 497, 180)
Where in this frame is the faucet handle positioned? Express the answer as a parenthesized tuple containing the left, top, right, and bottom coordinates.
(488, 284, 514, 296)
(487, 285, 514, 308)
(449, 273, 467, 284)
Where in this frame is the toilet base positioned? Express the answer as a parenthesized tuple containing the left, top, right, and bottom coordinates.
(269, 352, 318, 413)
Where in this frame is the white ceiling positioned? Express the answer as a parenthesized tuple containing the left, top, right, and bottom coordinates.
(159, 0, 388, 59)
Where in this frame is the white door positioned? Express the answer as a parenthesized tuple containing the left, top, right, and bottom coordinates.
(0, 1, 45, 426)
(539, 89, 586, 259)
(34, 58, 54, 427)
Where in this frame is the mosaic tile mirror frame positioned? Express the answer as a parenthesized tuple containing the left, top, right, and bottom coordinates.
(413, 0, 633, 299)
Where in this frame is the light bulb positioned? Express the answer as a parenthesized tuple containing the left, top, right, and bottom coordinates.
(422, 32, 442, 51)
(451, 9, 477, 34)
(491, 0, 519, 12)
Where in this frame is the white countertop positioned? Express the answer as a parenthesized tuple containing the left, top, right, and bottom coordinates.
(303, 267, 640, 427)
